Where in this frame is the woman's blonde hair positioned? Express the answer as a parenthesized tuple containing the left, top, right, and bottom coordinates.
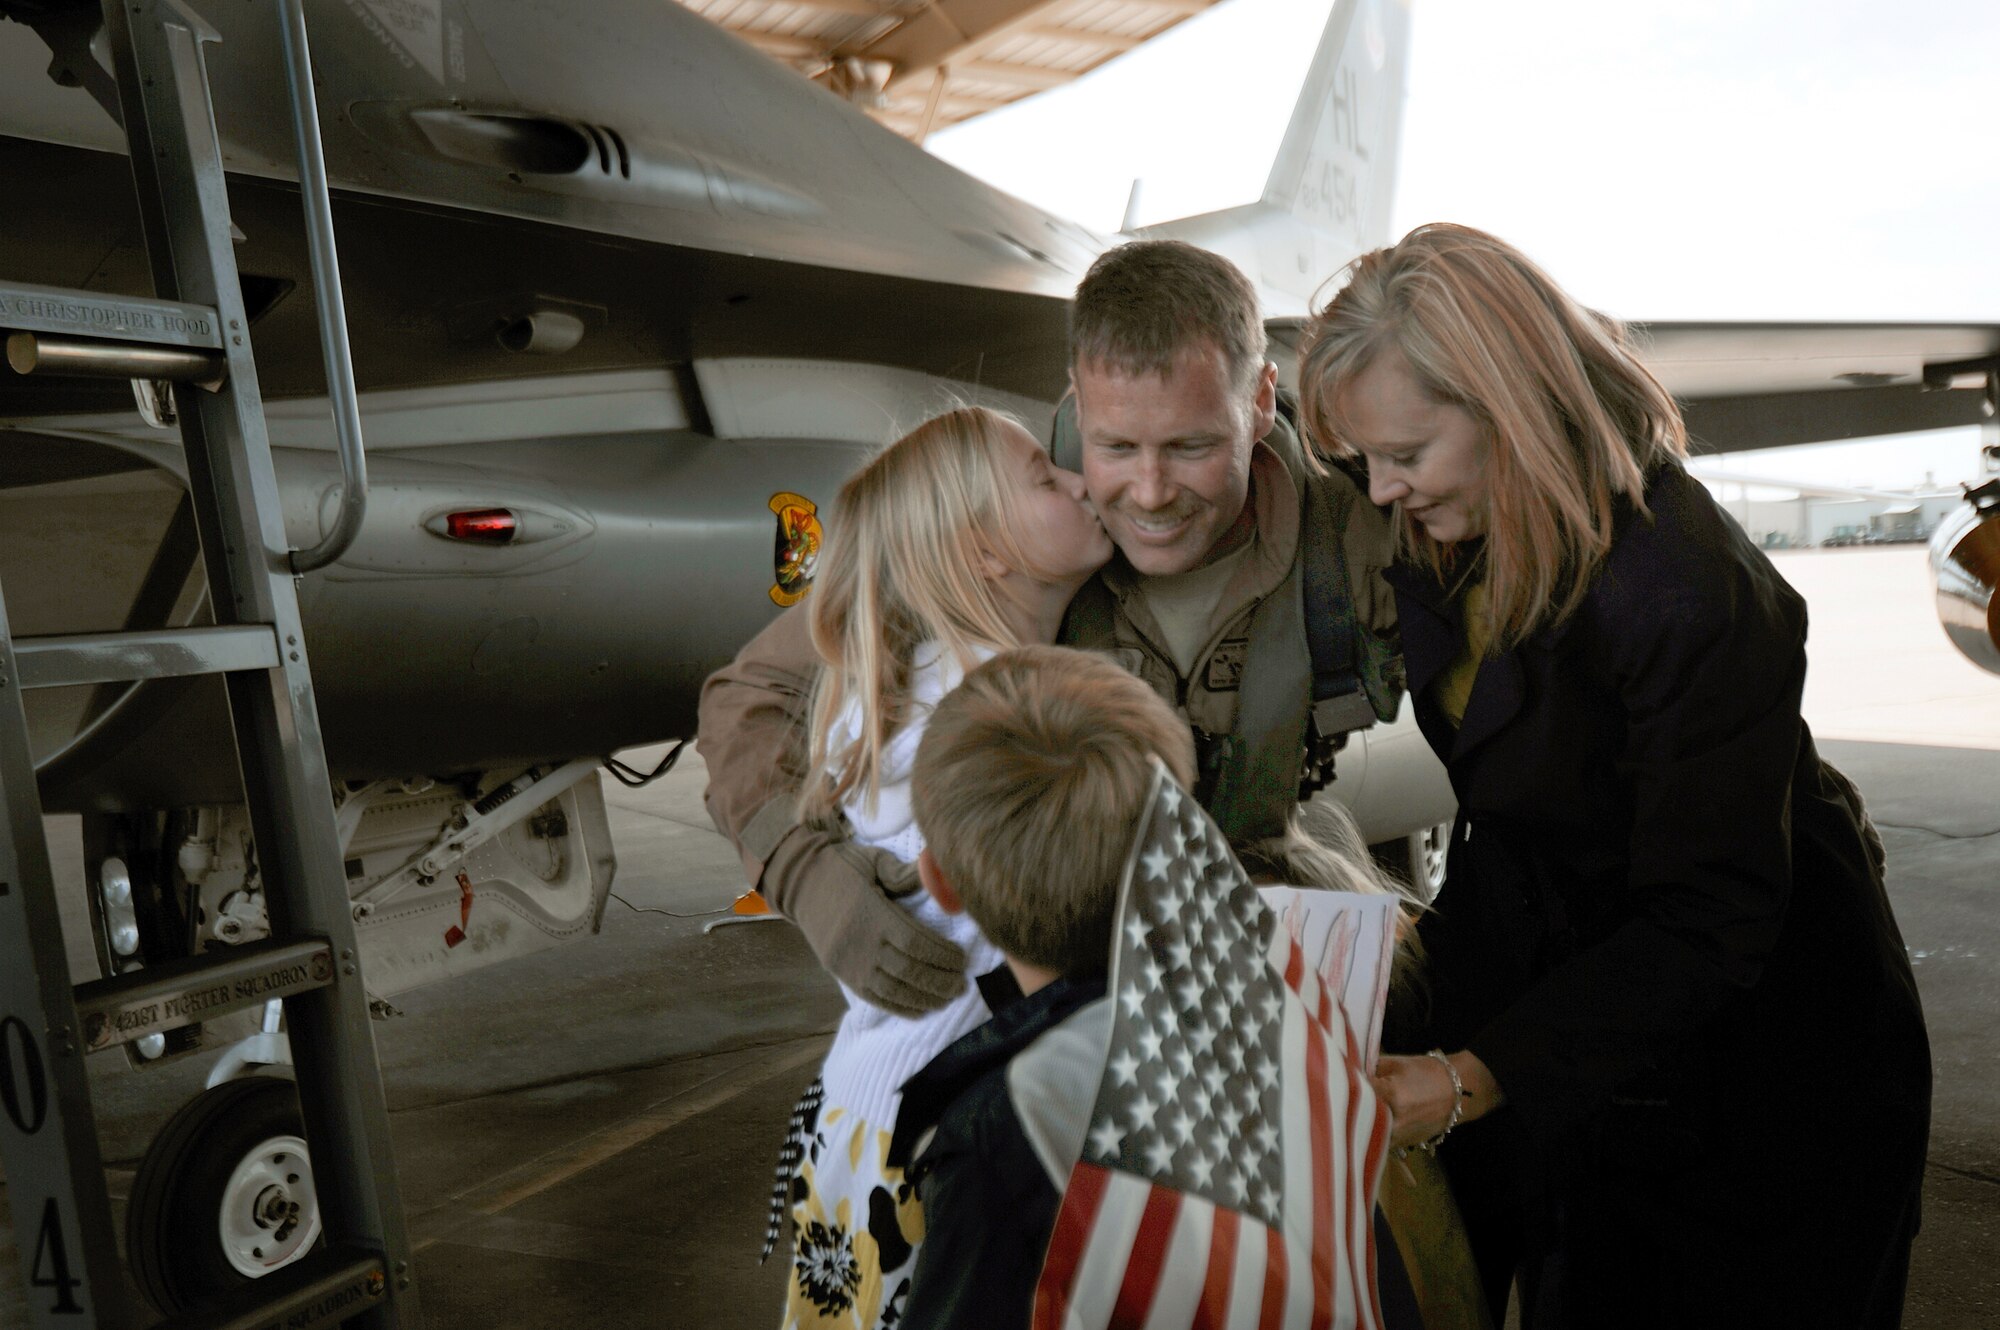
(803, 405, 1056, 820)
(1298, 223, 1687, 648)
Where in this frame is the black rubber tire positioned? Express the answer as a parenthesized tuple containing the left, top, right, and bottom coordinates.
(1371, 821, 1452, 904)
(126, 1075, 317, 1316)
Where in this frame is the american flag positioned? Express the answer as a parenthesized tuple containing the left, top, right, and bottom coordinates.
(1032, 763, 1392, 1330)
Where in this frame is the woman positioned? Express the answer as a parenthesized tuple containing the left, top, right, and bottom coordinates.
(1296, 224, 1931, 1327)
(779, 404, 1112, 1330)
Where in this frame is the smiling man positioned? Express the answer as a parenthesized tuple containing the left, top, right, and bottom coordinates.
(1069, 246, 1271, 578)
(698, 240, 1403, 1017)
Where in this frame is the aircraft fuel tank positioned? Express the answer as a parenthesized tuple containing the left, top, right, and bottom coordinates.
(5, 428, 869, 811)
(1929, 480, 2000, 676)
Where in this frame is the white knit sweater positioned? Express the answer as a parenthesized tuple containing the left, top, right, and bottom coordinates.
(820, 641, 1008, 1129)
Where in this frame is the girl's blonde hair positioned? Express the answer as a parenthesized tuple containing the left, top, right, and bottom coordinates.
(1298, 223, 1687, 649)
(1236, 798, 1428, 1000)
(803, 405, 1056, 820)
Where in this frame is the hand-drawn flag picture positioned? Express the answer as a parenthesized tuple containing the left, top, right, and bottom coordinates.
(1259, 886, 1400, 1075)
(1032, 761, 1392, 1330)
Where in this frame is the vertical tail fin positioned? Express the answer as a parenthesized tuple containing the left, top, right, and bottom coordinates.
(1137, 0, 1412, 313)
(1264, 0, 1410, 257)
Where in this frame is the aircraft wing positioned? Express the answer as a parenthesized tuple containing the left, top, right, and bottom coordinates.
(1272, 318, 2000, 453)
(1632, 322, 2000, 453)
(0, 0, 1104, 301)
(0, 0, 1129, 419)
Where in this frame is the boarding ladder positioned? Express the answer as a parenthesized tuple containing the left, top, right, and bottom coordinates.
(0, 1, 414, 1326)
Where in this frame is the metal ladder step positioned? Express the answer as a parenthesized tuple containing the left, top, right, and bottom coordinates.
(71, 937, 335, 1056)
(0, 280, 223, 348)
(151, 1247, 390, 1330)
(0, 0, 413, 1324)
(14, 624, 282, 690)
(0, 279, 227, 386)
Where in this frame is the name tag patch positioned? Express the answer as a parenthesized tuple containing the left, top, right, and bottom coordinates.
(1205, 638, 1249, 692)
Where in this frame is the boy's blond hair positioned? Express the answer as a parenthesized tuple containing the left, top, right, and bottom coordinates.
(911, 646, 1196, 977)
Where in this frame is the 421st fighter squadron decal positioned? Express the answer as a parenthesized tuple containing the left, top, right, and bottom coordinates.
(768, 491, 823, 607)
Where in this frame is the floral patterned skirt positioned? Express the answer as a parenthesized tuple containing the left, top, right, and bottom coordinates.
(780, 1081, 925, 1330)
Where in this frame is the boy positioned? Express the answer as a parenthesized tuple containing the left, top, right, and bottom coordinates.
(891, 646, 1428, 1330)
(887, 644, 1196, 1329)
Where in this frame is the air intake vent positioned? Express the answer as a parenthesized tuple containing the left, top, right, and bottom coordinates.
(407, 109, 629, 179)
(359, 103, 821, 220)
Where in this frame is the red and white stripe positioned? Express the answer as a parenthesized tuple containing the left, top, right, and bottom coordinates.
(1032, 933, 1390, 1330)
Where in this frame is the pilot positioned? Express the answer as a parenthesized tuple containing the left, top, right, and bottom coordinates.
(697, 239, 1402, 1017)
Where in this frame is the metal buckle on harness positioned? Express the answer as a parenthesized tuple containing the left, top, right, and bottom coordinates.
(1191, 725, 1233, 809)
(1300, 691, 1375, 798)
(1312, 691, 1378, 739)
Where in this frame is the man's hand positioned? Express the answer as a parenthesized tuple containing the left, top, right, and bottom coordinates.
(696, 605, 966, 1014)
(764, 826, 968, 1016)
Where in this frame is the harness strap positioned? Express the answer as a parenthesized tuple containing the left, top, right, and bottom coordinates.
(1206, 545, 1313, 843)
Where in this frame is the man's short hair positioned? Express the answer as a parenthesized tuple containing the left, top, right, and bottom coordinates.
(1069, 240, 1268, 395)
(912, 646, 1197, 977)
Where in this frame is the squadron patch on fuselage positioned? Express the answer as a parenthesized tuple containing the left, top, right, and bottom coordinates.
(768, 492, 823, 606)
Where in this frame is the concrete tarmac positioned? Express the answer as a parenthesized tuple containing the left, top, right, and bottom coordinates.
(3, 546, 1996, 1328)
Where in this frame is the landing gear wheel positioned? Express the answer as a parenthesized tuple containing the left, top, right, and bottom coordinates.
(1376, 821, 1452, 904)
(126, 1075, 323, 1316)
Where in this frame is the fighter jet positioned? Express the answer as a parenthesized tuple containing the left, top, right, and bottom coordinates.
(0, 0, 1441, 1308)
(1, 0, 1996, 1311)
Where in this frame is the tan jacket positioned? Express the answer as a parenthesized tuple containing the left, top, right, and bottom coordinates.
(698, 601, 818, 889)
(698, 604, 977, 1015)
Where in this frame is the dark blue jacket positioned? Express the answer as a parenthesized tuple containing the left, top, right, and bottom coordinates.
(887, 975, 1107, 1330)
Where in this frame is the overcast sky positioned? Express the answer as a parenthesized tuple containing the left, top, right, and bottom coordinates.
(930, 0, 2000, 492)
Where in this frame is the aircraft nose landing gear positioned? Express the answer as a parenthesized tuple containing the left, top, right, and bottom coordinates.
(126, 1075, 324, 1315)
(221, 1133, 319, 1275)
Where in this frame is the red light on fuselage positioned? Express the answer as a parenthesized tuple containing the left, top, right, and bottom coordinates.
(444, 508, 518, 543)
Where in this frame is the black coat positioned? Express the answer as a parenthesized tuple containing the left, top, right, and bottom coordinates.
(1387, 463, 1930, 1322)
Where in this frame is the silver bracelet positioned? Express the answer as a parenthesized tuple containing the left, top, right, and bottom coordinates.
(1418, 1048, 1468, 1154)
